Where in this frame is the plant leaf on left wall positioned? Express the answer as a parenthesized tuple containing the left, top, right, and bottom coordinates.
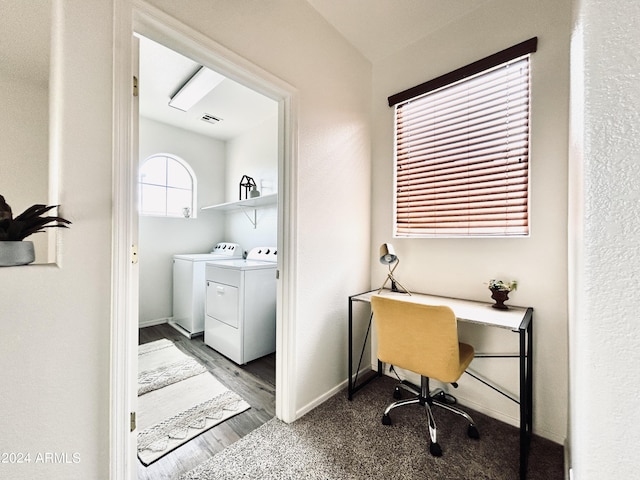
(0, 194, 71, 241)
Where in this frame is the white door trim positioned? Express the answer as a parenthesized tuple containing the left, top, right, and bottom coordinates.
(111, 1, 298, 478)
(111, 1, 138, 479)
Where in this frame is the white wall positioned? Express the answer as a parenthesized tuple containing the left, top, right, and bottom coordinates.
(225, 115, 278, 252)
(0, 74, 50, 262)
(0, 1, 114, 478)
(0, 1, 371, 478)
(569, 0, 640, 477)
(138, 117, 226, 325)
(371, 0, 571, 443)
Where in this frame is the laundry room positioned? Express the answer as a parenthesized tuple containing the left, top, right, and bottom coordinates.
(135, 34, 280, 477)
(136, 35, 279, 331)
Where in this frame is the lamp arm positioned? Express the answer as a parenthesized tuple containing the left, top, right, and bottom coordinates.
(377, 258, 411, 295)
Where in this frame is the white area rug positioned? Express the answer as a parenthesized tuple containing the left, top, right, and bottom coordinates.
(138, 339, 251, 465)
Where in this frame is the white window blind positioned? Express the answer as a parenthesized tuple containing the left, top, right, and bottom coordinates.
(390, 38, 536, 237)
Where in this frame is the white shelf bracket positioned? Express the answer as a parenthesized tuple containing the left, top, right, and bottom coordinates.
(241, 207, 257, 228)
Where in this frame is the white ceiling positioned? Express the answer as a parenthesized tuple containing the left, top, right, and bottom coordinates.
(139, 1, 491, 140)
(2, 2, 490, 141)
(138, 35, 278, 141)
(305, 0, 493, 62)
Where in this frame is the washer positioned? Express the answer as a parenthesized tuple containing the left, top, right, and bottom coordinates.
(204, 247, 277, 364)
(171, 242, 242, 337)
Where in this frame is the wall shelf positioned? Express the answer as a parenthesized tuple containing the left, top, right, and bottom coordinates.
(201, 193, 277, 228)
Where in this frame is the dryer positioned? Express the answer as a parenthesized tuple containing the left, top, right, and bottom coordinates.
(204, 247, 277, 364)
(171, 242, 242, 336)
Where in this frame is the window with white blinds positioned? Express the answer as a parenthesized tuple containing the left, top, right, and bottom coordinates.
(389, 38, 537, 237)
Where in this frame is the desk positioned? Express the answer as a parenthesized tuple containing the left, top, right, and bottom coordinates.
(348, 289, 533, 480)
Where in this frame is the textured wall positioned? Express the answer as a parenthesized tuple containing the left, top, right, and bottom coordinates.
(569, 0, 640, 476)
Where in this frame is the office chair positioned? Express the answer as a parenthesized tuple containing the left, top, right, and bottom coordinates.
(371, 295, 479, 457)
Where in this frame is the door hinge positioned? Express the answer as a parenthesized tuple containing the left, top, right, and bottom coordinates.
(130, 412, 136, 432)
(133, 75, 139, 97)
(276, 269, 280, 279)
(131, 244, 138, 264)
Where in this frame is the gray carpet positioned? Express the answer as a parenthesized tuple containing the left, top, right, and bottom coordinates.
(180, 376, 563, 479)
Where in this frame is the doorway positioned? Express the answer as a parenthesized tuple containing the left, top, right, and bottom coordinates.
(136, 34, 279, 332)
(111, 4, 298, 479)
(136, 33, 280, 478)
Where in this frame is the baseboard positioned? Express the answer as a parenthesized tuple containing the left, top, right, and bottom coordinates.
(138, 317, 170, 329)
(295, 366, 372, 419)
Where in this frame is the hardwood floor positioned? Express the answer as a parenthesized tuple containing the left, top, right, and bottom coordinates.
(137, 323, 276, 480)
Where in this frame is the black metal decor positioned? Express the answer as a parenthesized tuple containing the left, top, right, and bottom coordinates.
(239, 175, 257, 200)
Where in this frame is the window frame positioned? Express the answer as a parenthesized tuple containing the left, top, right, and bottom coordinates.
(138, 153, 198, 218)
(388, 38, 537, 238)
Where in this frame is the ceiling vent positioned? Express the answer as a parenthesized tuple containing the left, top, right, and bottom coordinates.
(201, 113, 223, 124)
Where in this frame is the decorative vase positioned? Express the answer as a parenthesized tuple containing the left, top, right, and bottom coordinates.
(490, 288, 509, 309)
(0, 241, 35, 266)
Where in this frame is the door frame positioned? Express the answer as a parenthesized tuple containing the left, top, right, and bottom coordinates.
(111, 1, 298, 478)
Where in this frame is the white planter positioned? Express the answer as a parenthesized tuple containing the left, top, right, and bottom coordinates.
(0, 241, 35, 266)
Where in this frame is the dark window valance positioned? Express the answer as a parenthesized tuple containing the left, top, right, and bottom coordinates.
(388, 37, 538, 107)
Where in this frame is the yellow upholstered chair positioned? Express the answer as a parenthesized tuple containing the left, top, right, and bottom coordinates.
(371, 295, 479, 457)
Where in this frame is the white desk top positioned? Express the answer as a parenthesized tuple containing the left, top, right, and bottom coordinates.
(351, 289, 531, 331)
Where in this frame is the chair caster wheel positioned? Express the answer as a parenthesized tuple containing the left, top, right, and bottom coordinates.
(382, 414, 392, 426)
(468, 424, 480, 439)
(429, 442, 442, 457)
(393, 386, 402, 399)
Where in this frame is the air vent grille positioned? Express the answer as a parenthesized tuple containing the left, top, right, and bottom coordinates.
(201, 113, 222, 124)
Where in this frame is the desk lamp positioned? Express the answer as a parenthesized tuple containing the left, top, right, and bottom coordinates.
(378, 243, 411, 295)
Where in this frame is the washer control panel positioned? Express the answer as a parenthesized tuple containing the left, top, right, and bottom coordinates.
(211, 242, 243, 257)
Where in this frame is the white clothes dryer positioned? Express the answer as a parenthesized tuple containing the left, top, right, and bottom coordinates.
(171, 242, 242, 336)
(204, 247, 277, 364)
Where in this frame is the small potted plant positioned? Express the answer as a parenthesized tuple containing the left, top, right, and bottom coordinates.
(488, 279, 518, 309)
(0, 194, 71, 266)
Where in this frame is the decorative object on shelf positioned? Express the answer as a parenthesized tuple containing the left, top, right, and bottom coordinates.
(249, 185, 260, 198)
(182, 207, 191, 218)
(239, 175, 257, 200)
(378, 243, 411, 295)
(0, 194, 71, 266)
(488, 279, 518, 309)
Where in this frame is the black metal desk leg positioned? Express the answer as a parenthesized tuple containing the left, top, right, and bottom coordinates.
(526, 316, 534, 465)
(348, 297, 354, 400)
(519, 328, 527, 479)
(519, 309, 534, 480)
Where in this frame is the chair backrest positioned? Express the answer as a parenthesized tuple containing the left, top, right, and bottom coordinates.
(371, 295, 465, 383)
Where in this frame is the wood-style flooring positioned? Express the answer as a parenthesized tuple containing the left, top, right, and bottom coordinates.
(137, 323, 276, 480)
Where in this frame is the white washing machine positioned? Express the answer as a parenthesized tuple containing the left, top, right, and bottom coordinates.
(204, 247, 277, 364)
(171, 242, 242, 337)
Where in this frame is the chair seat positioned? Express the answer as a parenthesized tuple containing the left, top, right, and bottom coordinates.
(371, 295, 479, 457)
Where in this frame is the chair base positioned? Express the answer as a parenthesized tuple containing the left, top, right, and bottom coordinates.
(381, 376, 479, 457)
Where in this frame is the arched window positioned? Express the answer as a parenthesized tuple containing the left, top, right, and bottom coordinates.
(139, 154, 197, 218)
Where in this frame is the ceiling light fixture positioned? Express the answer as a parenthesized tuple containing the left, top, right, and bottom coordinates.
(169, 66, 225, 112)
